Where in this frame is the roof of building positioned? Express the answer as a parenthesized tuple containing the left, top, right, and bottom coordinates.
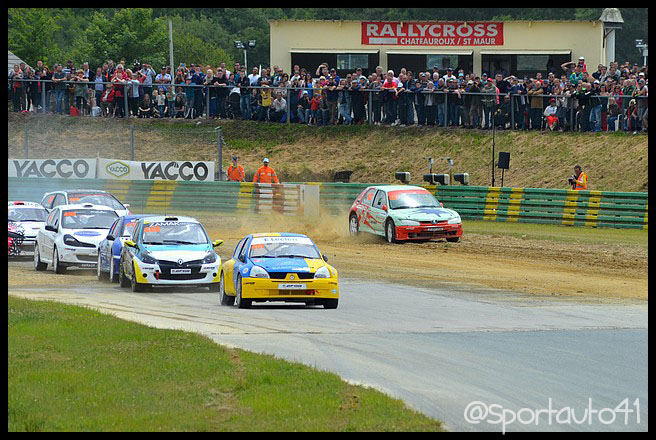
(8, 50, 30, 74)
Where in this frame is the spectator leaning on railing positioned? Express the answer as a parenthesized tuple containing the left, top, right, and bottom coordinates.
(9, 55, 647, 133)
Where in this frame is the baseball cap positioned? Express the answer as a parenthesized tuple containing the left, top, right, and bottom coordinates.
(467, 80, 473, 85)
(263, 158, 270, 163)
(579, 56, 585, 60)
(231, 155, 238, 161)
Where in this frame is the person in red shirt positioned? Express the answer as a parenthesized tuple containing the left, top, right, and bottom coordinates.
(253, 158, 279, 184)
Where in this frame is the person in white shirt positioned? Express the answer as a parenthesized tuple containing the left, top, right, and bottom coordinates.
(155, 67, 171, 94)
(248, 67, 260, 86)
(544, 98, 559, 130)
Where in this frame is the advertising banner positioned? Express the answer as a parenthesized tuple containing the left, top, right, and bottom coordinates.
(8, 159, 97, 179)
(97, 158, 215, 181)
(362, 21, 504, 46)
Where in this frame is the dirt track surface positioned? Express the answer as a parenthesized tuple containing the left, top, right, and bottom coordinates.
(9, 213, 647, 302)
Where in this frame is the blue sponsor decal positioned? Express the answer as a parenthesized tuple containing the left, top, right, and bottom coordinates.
(74, 231, 101, 237)
(415, 208, 450, 216)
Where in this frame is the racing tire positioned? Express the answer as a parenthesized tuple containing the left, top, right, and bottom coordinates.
(219, 272, 235, 306)
(348, 213, 360, 236)
(53, 247, 66, 274)
(109, 258, 118, 283)
(131, 266, 146, 292)
(119, 258, 131, 288)
(322, 298, 339, 309)
(385, 219, 398, 244)
(33, 242, 47, 271)
(97, 254, 108, 280)
(234, 274, 252, 309)
(446, 237, 460, 243)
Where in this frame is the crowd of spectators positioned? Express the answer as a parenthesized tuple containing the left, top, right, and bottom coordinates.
(8, 55, 648, 133)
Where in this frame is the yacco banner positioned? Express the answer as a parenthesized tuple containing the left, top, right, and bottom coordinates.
(8, 159, 97, 179)
(97, 158, 215, 181)
(362, 21, 504, 46)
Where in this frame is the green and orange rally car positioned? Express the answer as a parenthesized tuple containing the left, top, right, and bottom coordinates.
(348, 185, 463, 243)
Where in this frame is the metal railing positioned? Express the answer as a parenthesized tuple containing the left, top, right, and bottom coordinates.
(8, 77, 647, 132)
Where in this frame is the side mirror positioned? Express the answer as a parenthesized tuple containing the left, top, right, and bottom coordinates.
(124, 240, 137, 248)
(381, 204, 388, 212)
(45, 225, 57, 232)
(124, 204, 130, 209)
(106, 234, 115, 241)
(322, 254, 329, 262)
(440, 202, 444, 208)
(213, 239, 224, 247)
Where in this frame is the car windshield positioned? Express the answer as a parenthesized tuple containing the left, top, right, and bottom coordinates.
(141, 222, 209, 245)
(388, 190, 440, 210)
(249, 236, 321, 259)
(61, 209, 118, 229)
(71, 193, 125, 210)
(8, 207, 48, 222)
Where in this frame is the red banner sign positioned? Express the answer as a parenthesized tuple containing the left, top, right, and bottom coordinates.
(362, 21, 504, 46)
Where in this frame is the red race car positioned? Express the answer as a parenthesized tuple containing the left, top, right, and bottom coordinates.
(348, 185, 463, 243)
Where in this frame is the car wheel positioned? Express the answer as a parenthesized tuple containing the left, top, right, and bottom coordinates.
(385, 219, 398, 244)
(234, 274, 251, 309)
(322, 298, 339, 309)
(219, 272, 235, 306)
(53, 247, 66, 274)
(97, 254, 107, 280)
(34, 242, 47, 271)
(446, 237, 460, 243)
(109, 258, 118, 283)
(348, 213, 360, 236)
(119, 258, 131, 288)
(131, 265, 146, 292)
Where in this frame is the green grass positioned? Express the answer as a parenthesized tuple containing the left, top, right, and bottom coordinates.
(462, 219, 648, 247)
(8, 297, 444, 432)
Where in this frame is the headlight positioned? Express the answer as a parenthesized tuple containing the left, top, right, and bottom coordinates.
(140, 252, 158, 264)
(398, 219, 420, 226)
(63, 234, 95, 248)
(448, 214, 461, 225)
(249, 265, 269, 278)
(314, 266, 331, 279)
(63, 234, 83, 246)
(202, 252, 217, 264)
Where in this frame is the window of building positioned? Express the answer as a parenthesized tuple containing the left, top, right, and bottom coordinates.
(426, 54, 458, 70)
(336, 54, 369, 71)
(516, 55, 550, 72)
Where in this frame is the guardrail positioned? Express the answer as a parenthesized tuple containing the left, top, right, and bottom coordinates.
(7, 177, 302, 217)
(8, 177, 647, 230)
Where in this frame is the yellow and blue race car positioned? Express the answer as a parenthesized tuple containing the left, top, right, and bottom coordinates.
(219, 233, 339, 309)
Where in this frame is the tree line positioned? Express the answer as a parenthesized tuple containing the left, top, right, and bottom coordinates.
(8, 8, 647, 70)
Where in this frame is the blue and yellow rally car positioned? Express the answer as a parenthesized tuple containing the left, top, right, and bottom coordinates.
(219, 233, 339, 309)
(118, 216, 223, 292)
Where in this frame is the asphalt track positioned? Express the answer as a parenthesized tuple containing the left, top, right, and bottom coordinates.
(8, 266, 648, 432)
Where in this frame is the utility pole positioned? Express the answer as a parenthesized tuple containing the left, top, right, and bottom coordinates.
(168, 19, 174, 71)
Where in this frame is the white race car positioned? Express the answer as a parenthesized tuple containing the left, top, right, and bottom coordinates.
(34, 203, 119, 273)
(8, 201, 49, 254)
(118, 216, 223, 292)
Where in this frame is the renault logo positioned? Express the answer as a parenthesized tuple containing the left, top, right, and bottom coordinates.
(290, 275, 295, 280)
(177, 259, 184, 266)
(432, 219, 438, 224)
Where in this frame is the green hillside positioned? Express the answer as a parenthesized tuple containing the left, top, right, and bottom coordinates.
(8, 113, 648, 192)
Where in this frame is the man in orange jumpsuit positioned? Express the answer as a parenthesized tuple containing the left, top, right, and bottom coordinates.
(253, 157, 279, 184)
(227, 155, 245, 181)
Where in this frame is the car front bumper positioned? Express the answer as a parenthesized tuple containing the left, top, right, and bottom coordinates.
(60, 245, 99, 267)
(395, 223, 463, 241)
(134, 261, 221, 286)
(241, 277, 339, 301)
